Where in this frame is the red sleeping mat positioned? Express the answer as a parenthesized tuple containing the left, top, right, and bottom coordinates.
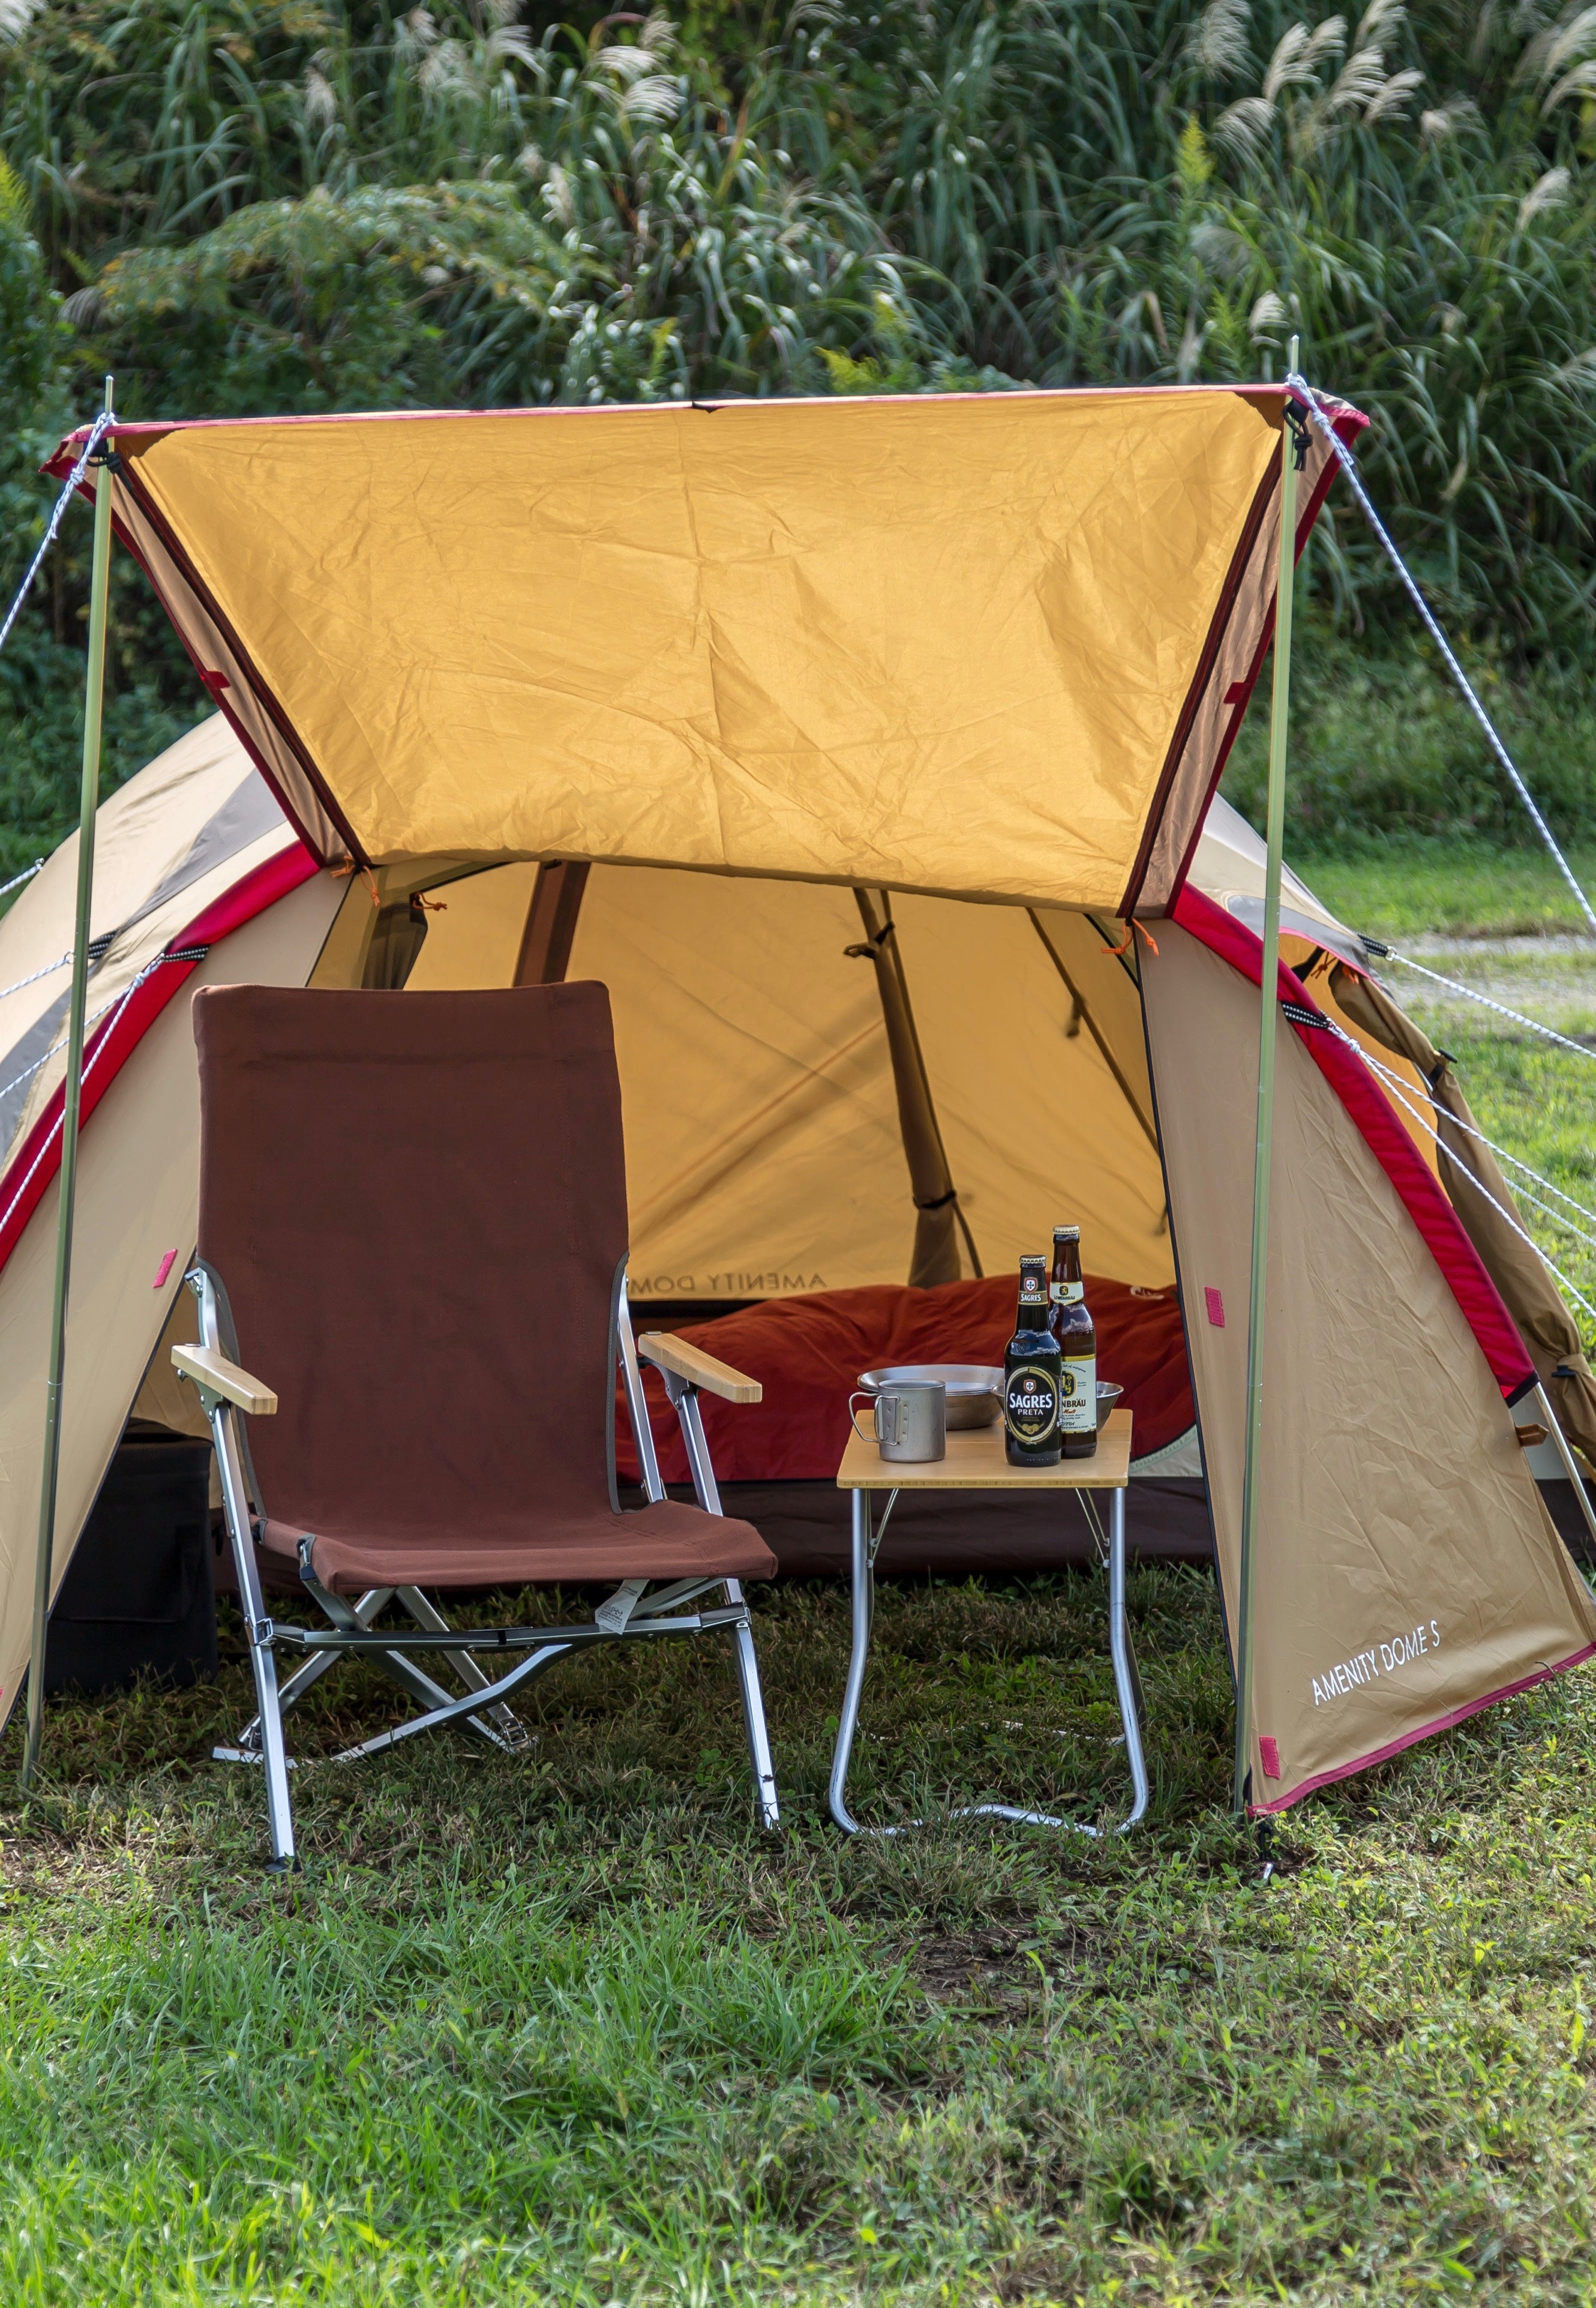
(617, 1275, 1194, 1486)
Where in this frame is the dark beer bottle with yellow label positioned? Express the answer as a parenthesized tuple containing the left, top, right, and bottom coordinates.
(1004, 1254, 1062, 1466)
(1049, 1224, 1097, 1459)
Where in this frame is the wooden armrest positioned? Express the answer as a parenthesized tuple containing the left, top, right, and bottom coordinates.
(637, 1332, 761, 1405)
(172, 1342, 278, 1417)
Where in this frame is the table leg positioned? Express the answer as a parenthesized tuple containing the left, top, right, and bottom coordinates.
(827, 1489, 875, 1835)
(829, 1479, 1147, 1838)
(1108, 1485, 1149, 1827)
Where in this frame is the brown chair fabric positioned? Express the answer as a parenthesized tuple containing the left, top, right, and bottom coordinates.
(256, 1503, 772, 1596)
(193, 982, 774, 1594)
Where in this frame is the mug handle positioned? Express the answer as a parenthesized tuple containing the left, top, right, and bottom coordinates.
(847, 1390, 878, 1443)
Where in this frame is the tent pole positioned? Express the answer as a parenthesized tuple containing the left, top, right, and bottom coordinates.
(1232, 346, 1303, 1816)
(20, 379, 116, 1791)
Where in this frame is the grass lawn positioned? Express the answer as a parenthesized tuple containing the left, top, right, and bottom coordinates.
(1301, 842, 1596, 946)
(4, 843, 1596, 2306)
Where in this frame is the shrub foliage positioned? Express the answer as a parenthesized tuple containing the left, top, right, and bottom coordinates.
(0, 0, 1593, 831)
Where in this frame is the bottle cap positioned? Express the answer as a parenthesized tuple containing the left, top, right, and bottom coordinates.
(1052, 1225, 1079, 1242)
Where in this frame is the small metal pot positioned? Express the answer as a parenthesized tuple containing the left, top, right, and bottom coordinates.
(857, 1363, 1003, 1431)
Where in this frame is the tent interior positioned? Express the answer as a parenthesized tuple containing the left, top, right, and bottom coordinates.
(101, 739, 1582, 1587)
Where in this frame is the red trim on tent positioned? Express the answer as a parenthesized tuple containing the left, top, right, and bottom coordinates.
(1253, 1642, 1596, 1814)
(0, 843, 317, 1279)
(1171, 881, 1535, 1398)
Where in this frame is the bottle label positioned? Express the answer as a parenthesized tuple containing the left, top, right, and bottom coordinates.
(1005, 1365, 1059, 1444)
(1058, 1354, 1097, 1433)
(1049, 1282, 1084, 1304)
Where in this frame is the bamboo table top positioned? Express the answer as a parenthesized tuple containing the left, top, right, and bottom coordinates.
(836, 1408, 1133, 1492)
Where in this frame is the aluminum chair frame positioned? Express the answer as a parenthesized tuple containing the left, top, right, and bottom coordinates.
(178, 1261, 780, 1870)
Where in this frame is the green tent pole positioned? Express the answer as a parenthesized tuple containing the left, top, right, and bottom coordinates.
(1232, 342, 1302, 1816)
(21, 379, 116, 1791)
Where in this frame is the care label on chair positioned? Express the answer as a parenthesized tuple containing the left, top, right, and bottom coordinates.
(595, 1578, 649, 1634)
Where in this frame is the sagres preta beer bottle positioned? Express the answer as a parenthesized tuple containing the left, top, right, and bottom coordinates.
(1049, 1225, 1097, 1459)
(1004, 1255, 1062, 1467)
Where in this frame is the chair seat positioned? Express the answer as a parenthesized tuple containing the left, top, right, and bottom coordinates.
(261, 1498, 777, 1598)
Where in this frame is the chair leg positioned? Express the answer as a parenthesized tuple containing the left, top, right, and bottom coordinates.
(723, 1579, 779, 1829)
(223, 1590, 394, 1758)
(211, 1402, 296, 1869)
(657, 1372, 781, 1827)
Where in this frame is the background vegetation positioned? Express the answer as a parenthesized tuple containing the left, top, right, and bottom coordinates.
(0, 0, 1592, 858)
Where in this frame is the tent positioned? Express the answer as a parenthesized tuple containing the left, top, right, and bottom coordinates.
(3, 382, 1590, 1817)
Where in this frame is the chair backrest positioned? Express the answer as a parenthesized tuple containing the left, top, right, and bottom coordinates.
(194, 982, 628, 1537)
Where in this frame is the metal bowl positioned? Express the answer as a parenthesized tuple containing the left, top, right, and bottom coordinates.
(857, 1363, 1003, 1429)
(857, 1368, 1125, 1433)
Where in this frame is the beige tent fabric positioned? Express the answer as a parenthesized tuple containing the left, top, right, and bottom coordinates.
(460, 863, 1180, 1297)
(0, 715, 292, 1174)
(407, 865, 539, 992)
(566, 866, 905, 1296)
(1028, 909, 1157, 1148)
(892, 892, 1172, 1287)
(1141, 919, 1596, 1808)
(99, 391, 1289, 908)
(404, 862, 1176, 1294)
(1330, 963, 1596, 1464)
(0, 877, 343, 1730)
(1190, 791, 1369, 969)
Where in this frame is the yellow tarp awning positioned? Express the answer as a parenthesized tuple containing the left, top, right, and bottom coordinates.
(55, 386, 1358, 911)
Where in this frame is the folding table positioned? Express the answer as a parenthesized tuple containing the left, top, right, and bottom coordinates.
(829, 1408, 1148, 1836)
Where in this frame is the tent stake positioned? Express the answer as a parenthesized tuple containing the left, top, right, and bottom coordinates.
(1232, 346, 1303, 1816)
(20, 379, 115, 1791)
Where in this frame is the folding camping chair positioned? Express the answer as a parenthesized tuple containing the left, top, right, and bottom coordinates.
(172, 981, 779, 1869)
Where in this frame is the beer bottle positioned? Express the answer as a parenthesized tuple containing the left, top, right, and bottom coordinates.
(1049, 1225, 1097, 1459)
(1004, 1254, 1063, 1467)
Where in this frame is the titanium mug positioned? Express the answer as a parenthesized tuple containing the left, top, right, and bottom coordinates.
(848, 1380, 946, 1464)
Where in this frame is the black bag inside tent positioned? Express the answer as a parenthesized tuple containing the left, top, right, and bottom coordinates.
(45, 1422, 216, 1694)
